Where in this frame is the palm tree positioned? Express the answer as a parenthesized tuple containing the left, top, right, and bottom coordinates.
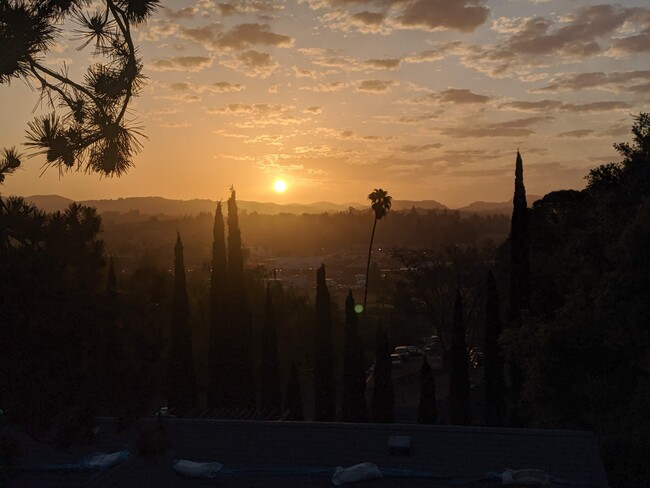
(364, 189, 392, 310)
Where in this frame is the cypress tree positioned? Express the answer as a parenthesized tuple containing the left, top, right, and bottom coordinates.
(484, 270, 505, 426)
(370, 324, 394, 423)
(510, 150, 530, 317)
(448, 288, 471, 425)
(168, 232, 198, 415)
(341, 290, 368, 422)
(313, 264, 336, 421)
(225, 187, 255, 408)
(208, 202, 227, 408)
(284, 362, 304, 421)
(418, 357, 437, 424)
(260, 284, 281, 415)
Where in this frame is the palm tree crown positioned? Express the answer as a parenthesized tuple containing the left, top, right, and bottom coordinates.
(369, 189, 392, 220)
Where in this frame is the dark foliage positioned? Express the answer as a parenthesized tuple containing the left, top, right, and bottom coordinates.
(484, 270, 505, 426)
(509, 151, 530, 318)
(283, 362, 304, 421)
(313, 264, 336, 421)
(260, 284, 282, 414)
(448, 289, 471, 425)
(0, 0, 159, 179)
(208, 202, 227, 407)
(341, 290, 368, 422)
(417, 357, 437, 424)
(223, 188, 255, 407)
(168, 233, 197, 415)
(370, 324, 394, 423)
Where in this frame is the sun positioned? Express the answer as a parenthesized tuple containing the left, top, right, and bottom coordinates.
(274, 180, 287, 193)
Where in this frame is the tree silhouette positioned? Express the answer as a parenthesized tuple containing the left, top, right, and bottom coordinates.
(168, 232, 197, 415)
(510, 151, 530, 317)
(370, 324, 394, 423)
(341, 290, 368, 422)
(364, 189, 392, 310)
(449, 288, 471, 425)
(313, 264, 335, 421)
(484, 270, 505, 426)
(283, 362, 304, 421)
(208, 201, 227, 408)
(418, 357, 437, 424)
(0, 0, 158, 179)
(224, 187, 255, 407)
(260, 284, 282, 415)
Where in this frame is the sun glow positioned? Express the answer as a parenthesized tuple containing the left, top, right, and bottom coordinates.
(274, 180, 287, 193)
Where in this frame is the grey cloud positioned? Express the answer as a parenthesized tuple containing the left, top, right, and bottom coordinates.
(441, 116, 553, 138)
(217, 2, 283, 16)
(558, 129, 595, 138)
(364, 58, 401, 70)
(216, 23, 293, 50)
(149, 56, 213, 72)
(438, 89, 490, 104)
(303, 106, 323, 114)
(163, 6, 196, 19)
(502, 99, 631, 112)
(351, 11, 386, 26)
(397, 143, 443, 153)
(220, 50, 279, 78)
(537, 70, 650, 93)
(396, 0, 489, 33)
(357, 79, 398, 92)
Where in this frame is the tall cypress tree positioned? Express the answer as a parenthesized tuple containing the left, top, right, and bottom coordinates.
(418, 357, 437, 424)
(370, 324, 394, 423)
(168, 232, 197, 415)
(448, 288, 471, 425)
(313, 264, 336, 421)
(341, 290, 368, 422)
(284, 362, 304, 421)
(225, 187, 255, 407)
(510, 150, 530, 317)
(484, 270, 505, 426)
(260, 284, 281, 414)
(208, 202, 227, 408)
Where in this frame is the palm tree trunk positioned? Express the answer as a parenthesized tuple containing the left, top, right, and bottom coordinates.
(364, 216, 378, 310)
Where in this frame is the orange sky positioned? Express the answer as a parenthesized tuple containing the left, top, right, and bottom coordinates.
(1, 0, 649, 207)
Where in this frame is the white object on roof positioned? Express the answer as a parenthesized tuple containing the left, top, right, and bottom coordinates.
(332, 462, 383, 486)
(86, 451, 130, 469)
(172, 460, 223, 478)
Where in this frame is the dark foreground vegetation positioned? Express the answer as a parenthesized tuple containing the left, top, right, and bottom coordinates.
(0, 114, 649, 486)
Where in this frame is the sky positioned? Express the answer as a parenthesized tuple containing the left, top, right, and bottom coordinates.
(1, 0, 649, 207)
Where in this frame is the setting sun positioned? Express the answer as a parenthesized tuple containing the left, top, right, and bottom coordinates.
(274, 180, 287, 193)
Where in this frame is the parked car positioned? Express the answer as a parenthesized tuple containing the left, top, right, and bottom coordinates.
(390, 354, 403, 368)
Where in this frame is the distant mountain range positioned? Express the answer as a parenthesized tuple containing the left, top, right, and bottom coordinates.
(19, 194, 540, 216)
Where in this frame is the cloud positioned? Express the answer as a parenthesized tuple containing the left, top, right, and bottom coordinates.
(168, 81, 246, 94)
(501, 100, 631, 112)
(216, 1, 284, 16)
(163, 6, 197, 19)
(357, 79, 398, 93)
(558, 129, 595, 138)
(216, 23, 294, 50)
(299, 81, 348, 92)
(148, 56, 213, 72)
(207, 104, 306, 126)
(364, 58, 401, 70)
(304, 0, 489, 33)
(440, 116, 553, 138)
(397, 143, 443, 153)
(438, 89, 491, 104)
(303, 106, 323, 114)
(396, 0, 490, 33)
(220, 50, 279, 78)
(536, 70, 650, 93)
(463, 5, 650, 77)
